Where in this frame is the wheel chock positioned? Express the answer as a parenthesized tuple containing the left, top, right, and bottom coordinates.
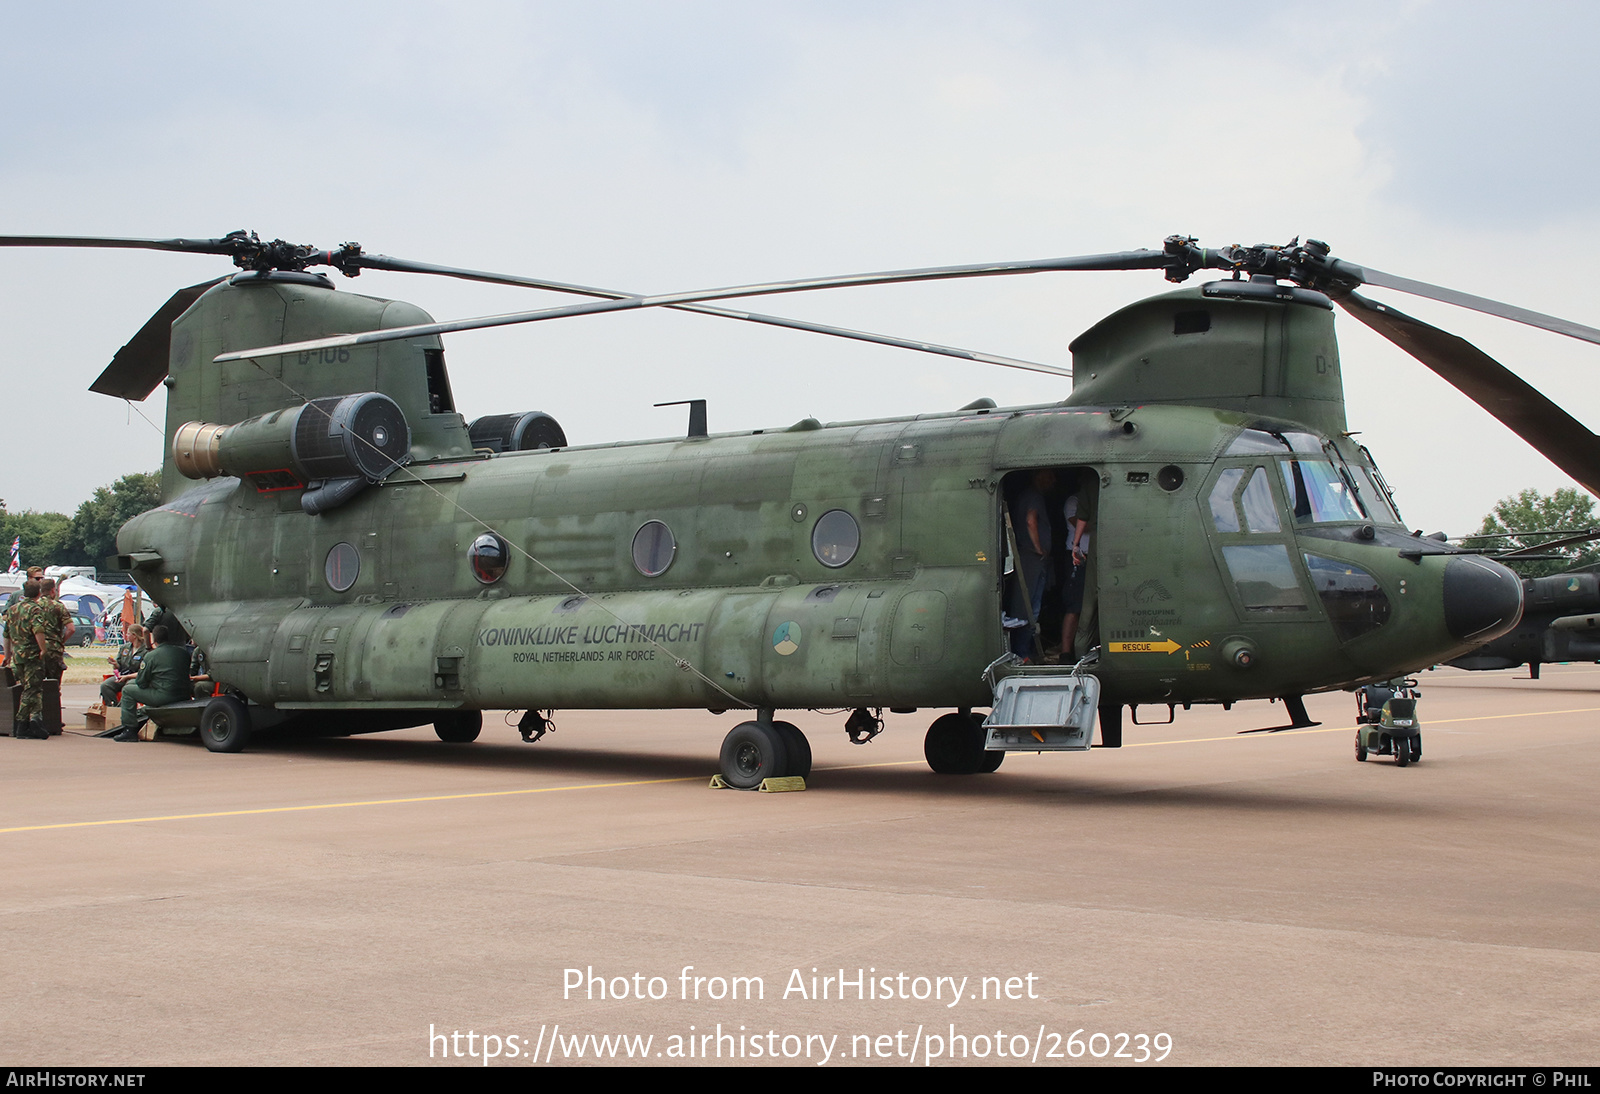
(706, 774, 808, 792)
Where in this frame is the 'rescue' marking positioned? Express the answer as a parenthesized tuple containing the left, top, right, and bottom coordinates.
(1109, 639, 1182, 654)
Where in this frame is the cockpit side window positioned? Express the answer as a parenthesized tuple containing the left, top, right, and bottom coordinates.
(1240, 467, 1280, 533)
(1208, 468, 1245, 532)
(1221, 544, 1309, 612)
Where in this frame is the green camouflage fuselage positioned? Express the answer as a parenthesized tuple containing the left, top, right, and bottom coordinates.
(115, 273, 1513, 721)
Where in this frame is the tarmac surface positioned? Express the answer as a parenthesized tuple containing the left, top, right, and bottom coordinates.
(3, 665, 1598, 1067)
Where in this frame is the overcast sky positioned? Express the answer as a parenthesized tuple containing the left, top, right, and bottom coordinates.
(4, 1, 1599, 534)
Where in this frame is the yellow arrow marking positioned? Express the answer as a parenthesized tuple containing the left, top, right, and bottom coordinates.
(1109, 639, 1182, 654)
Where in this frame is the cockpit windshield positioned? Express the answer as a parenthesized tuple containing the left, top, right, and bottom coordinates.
(1224, 428, 1405, 527)
(1281, 459, 1365, 524)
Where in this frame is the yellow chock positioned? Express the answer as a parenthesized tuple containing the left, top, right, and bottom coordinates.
(708, 774, 807, 792)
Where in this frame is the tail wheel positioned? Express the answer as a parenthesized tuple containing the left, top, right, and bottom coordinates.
(200, 695, 252, 754)
(719, 721, 789, 789)
(434, 710, 482, 743)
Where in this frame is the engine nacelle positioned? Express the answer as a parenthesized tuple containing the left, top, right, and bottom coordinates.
(467, 411, 567, 453)
(173, 392, 411, 512)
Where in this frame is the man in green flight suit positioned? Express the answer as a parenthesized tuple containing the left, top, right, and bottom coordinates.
(2, 580, 50, 738)
(115, 625, 190, 742)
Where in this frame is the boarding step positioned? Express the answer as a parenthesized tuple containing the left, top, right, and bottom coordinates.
(983, 670, 1100, 751)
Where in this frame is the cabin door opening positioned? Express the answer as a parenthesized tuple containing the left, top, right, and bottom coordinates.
(1001, 466, 1098, 664)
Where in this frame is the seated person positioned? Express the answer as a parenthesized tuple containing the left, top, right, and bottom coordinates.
(114, 625, 191, 742)
(100, 624, 147, 710)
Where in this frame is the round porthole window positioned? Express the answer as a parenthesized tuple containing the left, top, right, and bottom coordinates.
(325, 542, 360, 592)
(469, 532, 510, 584)
(632, 520, 676, 577)
(811, 509, 860, 568)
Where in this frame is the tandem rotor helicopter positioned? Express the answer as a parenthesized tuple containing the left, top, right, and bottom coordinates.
(7, 229, 1600, 786)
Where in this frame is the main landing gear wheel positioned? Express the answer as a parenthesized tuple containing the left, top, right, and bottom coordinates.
(924, 711, 1003, 775)
(719, 721, 790, 789)
(770, 720, 812, 780)
(434, 710, 482, 743)
(200, 694, 252, 753)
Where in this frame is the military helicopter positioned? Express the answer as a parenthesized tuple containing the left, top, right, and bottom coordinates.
(1451, 564, 1600, 677)
(6, 229, 1591, 786)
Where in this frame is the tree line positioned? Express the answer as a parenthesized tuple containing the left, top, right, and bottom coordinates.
(0, 472, 159, 572)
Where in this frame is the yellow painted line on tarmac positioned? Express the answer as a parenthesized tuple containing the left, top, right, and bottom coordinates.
(0, 775, 705, 835)
(11, 705, 1600, 835)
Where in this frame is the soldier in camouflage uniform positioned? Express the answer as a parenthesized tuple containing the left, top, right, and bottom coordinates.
(2, 580, 49, 738)
(36, 578, 72, 735)
(37, 578, 73, 675)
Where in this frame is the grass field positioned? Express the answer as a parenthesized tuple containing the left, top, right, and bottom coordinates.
(63, 647, 117, 685)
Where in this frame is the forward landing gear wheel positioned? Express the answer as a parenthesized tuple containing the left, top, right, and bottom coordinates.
(434, 710, 482, 743)
(924, 712, 1002, 774)
(719, 721, 790, 789)
(1355, 735, 1368, 762)
(771, 720, 812, 780)
(200, 694, 252, 753)
(1394, 735, 1409, 767)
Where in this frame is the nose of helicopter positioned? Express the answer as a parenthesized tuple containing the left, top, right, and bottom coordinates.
(1442, 556, 1524, 642)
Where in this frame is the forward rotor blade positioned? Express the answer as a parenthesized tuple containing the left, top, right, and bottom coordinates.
(216, 248, 1171, 361)
(89, 278, 227, 400)
(1321, 258, 1600, 347)
(1493, 528, 1600, 560)
(0, 234, 244, 256)
(1336, 291, 1600, 496)
(354, 254, 1070, 376)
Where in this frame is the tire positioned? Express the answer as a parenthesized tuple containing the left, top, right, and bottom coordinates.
(973, 713, 1004, 772)
(434, 710, 482, 743)
(1355, 734, 1368, 762)
(719, 721, 790, 789)
(925, 712, 994, 775)
(771, 720, 812, 779)
(1409, 735, 1421, 763)
(200, 695, 252, 754)
(1394, 734, 1409, 767)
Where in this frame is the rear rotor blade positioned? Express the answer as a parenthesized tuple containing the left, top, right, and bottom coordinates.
(89, 279, 227, 400)
(355, 254, 1071, 376)
(1336, 291, 1600, 496)
(217, 248, 1173, 361)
